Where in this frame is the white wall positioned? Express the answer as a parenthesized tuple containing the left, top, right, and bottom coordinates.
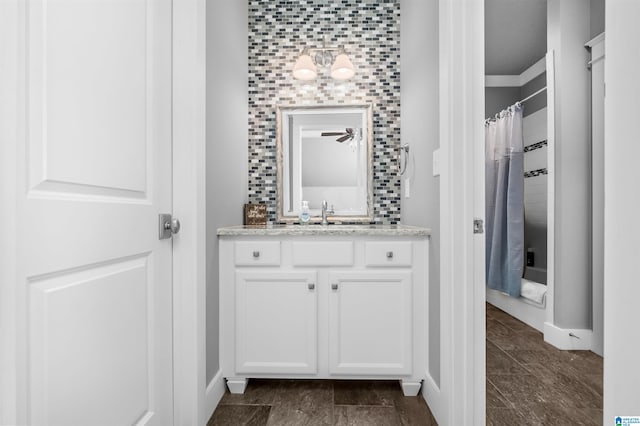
(400, 0, 440, 385)
(547, 0, 592, 329)
(485, 87, 520, 118)
(604, 0, 640, 419)
(590, 0, 605, 38)
(206, 0, 248, 384)
(520, 73, 548, 117)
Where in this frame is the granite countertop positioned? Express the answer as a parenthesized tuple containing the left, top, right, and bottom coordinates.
(217, 224, 431, 237)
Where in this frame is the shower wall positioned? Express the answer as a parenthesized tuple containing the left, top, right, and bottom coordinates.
(523, 108, 548, 283)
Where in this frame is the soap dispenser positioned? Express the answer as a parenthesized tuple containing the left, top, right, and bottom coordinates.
(299, 200, 310, 225)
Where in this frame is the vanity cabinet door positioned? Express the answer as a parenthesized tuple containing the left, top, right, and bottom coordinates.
(328, 271, 413, 375)
(235, 270, 317, 374)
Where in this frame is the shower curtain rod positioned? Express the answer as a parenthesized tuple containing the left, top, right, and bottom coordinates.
(485, 86, 548, 123)
(517, 86, 547, 105)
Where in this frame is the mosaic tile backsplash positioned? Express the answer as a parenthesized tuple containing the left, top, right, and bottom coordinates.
(248, 0, 401, 224)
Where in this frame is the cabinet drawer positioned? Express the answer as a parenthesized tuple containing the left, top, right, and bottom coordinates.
(234, 241, 281, 266)
(292, 242, 354, 266)
(365, 242, 412, 267)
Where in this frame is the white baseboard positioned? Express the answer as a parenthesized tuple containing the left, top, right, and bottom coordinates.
(421, 373, 445, 425)
(543, 322, 592, 350)
(487, 289, 546, 332)
(205, 370, 227, 421)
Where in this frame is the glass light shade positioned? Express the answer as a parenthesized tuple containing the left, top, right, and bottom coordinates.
(293, 53, 317, 80)
(331, 53, 355, 80)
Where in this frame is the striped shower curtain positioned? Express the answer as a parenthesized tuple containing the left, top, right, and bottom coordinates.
(485, 105, 524, 298)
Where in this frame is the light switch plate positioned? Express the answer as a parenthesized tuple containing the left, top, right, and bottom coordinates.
(433, 149, 440, 176)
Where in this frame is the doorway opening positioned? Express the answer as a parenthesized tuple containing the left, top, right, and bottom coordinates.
(483, 0, 604, 422)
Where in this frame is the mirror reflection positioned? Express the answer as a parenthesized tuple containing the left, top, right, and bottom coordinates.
(277, 105, 373, 222)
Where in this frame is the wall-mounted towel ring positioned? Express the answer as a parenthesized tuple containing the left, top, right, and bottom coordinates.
(398, 144, 410, 175)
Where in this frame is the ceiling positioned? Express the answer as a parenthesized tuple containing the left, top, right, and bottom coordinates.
(485, 0, 547, 75)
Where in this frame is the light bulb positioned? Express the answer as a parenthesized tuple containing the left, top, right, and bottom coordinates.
(293, 53, 317, 80)
(331, 53, 355, 80)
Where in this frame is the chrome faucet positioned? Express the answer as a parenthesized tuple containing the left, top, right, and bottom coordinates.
(322, 200, 329, 226)
(321, 200, 334, 226)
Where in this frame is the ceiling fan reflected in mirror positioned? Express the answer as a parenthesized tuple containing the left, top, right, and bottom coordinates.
(321, 128, 355, 143)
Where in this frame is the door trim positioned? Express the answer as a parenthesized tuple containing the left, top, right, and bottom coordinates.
(0, 0, 19, 423)
(172, 0, 207, 424)
(0, 0, 208, 423)
(438, 0, 486, 424)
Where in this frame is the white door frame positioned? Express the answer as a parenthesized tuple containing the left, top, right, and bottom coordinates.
(172, 0, 207, 424)
(603, 0, 640, 419)
(0, 1, 19, 423)
(0, 0, 208, 424)
(438, 0, 486, 424)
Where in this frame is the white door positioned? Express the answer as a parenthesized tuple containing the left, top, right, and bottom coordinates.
(235, 271, 318, 374)
(328, 271, 412, 375)
(12, 0, 173, 424)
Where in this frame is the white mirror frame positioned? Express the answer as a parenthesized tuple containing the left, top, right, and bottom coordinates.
(276, 104, 374, 223)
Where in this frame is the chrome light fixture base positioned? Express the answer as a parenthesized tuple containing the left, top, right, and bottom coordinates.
(293, 38, 355, 81)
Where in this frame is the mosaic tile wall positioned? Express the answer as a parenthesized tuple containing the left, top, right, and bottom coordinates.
(248, 0, 401, 224)
(524, 139, 548, 177)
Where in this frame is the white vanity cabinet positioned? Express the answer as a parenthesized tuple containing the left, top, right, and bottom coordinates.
(218, 225, 429, 396)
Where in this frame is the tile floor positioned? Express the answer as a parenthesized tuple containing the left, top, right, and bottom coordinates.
(208, 379, 437, 425)
(208, 303, 603, 425)
(486, 303, 603, 425)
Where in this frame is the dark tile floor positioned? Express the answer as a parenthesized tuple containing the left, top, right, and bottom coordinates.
(208, 379, 438, 425)
(209, 304, 603, 426)
(486, 303, 603, 425)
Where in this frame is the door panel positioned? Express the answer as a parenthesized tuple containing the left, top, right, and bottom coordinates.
(29, 255, 152, 425)
(28, 0, 151, 195)
(17, 0, 173, 424)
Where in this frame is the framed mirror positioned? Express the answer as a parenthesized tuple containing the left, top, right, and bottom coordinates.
(276, 104, 373, 223)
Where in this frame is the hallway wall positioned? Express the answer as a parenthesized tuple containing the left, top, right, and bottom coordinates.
(547, 0, 592, 329)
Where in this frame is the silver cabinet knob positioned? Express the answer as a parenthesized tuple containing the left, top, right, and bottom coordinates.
(331, 283, 339, 290)
(308, 283, 315, 290)
(252, 251, 260, 258)
(386, 251, 394, 259)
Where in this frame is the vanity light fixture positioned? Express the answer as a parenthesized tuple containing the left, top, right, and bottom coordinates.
(292, 48, 317, 81)
(293, 40, 355, 81)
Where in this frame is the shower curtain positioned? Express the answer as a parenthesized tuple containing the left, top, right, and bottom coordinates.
(485, 105, 524, 298)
